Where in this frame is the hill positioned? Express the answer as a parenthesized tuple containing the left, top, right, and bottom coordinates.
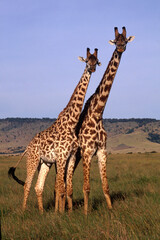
(0, 118, 160, 154)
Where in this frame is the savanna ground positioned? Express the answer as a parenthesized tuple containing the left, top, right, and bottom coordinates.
(0, 153, 160, 240)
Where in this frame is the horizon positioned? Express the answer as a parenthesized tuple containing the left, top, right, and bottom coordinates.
(0, 117, 159, 121)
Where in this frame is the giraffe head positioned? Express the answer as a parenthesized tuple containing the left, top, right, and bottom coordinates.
(78, 48, 101, 73)
(109, 27, 135, 53)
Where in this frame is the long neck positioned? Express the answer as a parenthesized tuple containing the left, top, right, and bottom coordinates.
(91, 49, 122, 117)
(58, 68, 92, 129)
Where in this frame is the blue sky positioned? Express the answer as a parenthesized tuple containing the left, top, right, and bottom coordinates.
(0, 0, 160, 119)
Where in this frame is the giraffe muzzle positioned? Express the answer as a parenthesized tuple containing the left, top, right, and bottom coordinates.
(117, 46, 126, 53)
(89, 66, 96, 72)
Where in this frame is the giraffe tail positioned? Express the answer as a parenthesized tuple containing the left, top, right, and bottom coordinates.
(8, 149, 27, 186)
(8, 167, 25, 186)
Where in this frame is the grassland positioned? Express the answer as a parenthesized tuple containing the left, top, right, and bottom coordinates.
(1, 153, 160, 240)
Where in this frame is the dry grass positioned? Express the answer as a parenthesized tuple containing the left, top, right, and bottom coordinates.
(1, 153, 160, 239)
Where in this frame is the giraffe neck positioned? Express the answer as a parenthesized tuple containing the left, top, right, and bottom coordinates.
(91, 49, 122, 117)
(58, 68, 92, 129)
(76, 50, 122, 136)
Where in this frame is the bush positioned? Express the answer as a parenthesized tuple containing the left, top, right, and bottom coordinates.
(126, 128, 134, 134)
(147, 133, 160, 144)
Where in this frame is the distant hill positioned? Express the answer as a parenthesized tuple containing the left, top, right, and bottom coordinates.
(0, 118, 160, 154)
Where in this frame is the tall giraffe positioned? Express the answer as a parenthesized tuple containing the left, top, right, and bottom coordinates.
(66, 27, 135, 214)
(8, 48, 101, 213)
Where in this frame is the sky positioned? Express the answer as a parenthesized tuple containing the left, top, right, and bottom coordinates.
(0, 0, 160, 119)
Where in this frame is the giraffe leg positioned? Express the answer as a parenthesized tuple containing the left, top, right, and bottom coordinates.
(55, 163, 66, 213)
(97, 149, 112, 209)
(23, 155, 39, 211)
(23, 178, 35, 211)
(56, 180, 66, 213)
(82, 152, 92, 215)
(55, 180, 66, 213)
(54, 176, 59, 212)
(66, 153, 76, 212)
(54, 163, 57, 210)
(35, 163, 50, 214)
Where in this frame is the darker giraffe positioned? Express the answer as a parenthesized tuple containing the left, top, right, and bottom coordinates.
(8, 48, 101, 213)
(66, 27, 135, 214)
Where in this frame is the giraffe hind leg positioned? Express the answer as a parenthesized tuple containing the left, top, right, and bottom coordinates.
(23, 155, 39, 211)
(35, 162, 51, 214)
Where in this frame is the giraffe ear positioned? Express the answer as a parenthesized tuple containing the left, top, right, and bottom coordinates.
(108, 40, 116, 45)
(97, 60, 102, 66)
(127, 36, 135, 42)
(78, 56, 86, 62)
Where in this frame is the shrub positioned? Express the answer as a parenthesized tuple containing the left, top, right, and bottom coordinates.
(147, 133, 160, 144)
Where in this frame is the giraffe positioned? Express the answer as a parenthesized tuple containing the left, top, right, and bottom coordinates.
(66, 27, 135, 214)
(8, 48, 101, 213)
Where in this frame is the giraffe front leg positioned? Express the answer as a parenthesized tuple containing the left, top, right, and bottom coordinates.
(54, 178, 59, 212)
(66, 153, 77, 212)
(55, 167, 66, 213)
(82, 153, 92, 215)
(35, 163, 50, 214)
(97, 149, 112, 209)
(58, 180, 66, 213)
(55, 185, 66, 213)
(54, 163, 57, 202)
